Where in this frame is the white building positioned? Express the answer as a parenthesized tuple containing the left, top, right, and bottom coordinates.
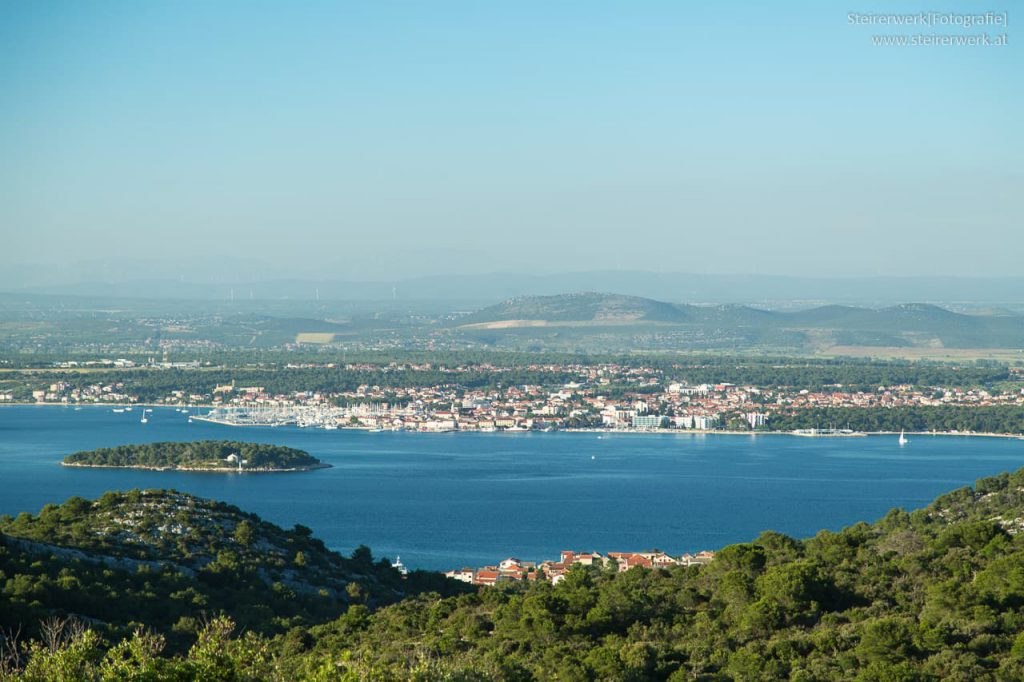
(445, 569, 475, 583)
(692, 415, 718, 430)
(745, 412, 768, 428)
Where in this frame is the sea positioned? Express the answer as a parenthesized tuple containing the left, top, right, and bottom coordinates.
(1, 405, 1021, 570)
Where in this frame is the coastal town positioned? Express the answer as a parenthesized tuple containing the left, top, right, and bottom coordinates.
(444, 549, 718, 586)
(7, 358, 1024, 434)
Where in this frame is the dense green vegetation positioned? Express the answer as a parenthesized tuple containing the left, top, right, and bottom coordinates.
(0, 366, 582, 402)
(273, 468, 1024, 680)
(62, 440, 326, 470)
(655, 358, 1016, 391)
(0, 490, 465, 654)
(8, 470, 1024, 678)
(766, 406, 1024, 435)
(1, 353, 1017, 404)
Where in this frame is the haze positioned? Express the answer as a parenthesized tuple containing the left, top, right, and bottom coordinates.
(1, 1, 1021, 281)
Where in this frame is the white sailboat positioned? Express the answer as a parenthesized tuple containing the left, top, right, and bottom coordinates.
(898, 429, 908, 445)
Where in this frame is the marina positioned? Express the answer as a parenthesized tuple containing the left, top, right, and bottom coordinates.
(791, 428, 867, 437)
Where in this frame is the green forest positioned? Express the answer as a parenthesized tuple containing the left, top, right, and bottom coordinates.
(6, 468, 1024, 679)
(62, 441, 326, 470)
(765, 406, 1024, 435)
(0, 490, 463, 653)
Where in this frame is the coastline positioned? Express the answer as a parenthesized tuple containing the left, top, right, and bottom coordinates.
(189, 415, 1024, 440)
(4, 404, 1021, 440)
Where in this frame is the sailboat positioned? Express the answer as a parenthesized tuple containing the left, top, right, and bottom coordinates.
(898, 429, 908, 445)
(141, 410, 149, 424)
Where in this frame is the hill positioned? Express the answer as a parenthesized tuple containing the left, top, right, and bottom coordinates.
(456, 293, 1024, 350)
(457, 293, 777, 334)
(3, 288, 1021, 354)
(313, 466, 1024, 679)
(0, 490, 465, 650)
(279, 466, 1024, 679)
(62, 440, 329, 472)
(458, 292, 690, 326)
(8, 470, 1024, 677)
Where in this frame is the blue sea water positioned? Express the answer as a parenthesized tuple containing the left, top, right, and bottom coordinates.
(1, 405, 1022, 570)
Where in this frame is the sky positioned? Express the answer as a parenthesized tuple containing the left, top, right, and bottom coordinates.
(1, 1, 1021, 282)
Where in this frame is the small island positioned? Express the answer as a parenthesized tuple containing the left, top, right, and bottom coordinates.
(62, 440, 330, 472)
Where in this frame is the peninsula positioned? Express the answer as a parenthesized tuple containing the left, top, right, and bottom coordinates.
(62, 440, 330, 472)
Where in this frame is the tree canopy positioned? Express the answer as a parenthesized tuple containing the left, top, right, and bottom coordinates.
(8, 468, 1024, 679)
(63, 440, 326, 471)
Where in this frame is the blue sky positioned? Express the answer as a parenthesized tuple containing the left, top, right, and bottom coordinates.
(1, 1, 1020, 280)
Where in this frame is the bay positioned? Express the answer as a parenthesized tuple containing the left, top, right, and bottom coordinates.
(1, 405, 1021, 570)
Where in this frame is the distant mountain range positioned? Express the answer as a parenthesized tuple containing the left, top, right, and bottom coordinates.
(456, 293, 1024, 349)
(2, 286, 1022, 352)
(7, 270, 1024, 309)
